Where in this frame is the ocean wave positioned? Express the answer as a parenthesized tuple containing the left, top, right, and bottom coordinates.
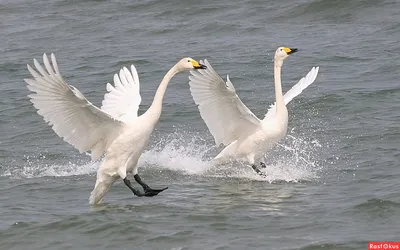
(275, 0, 389, 23)
(353, 198, 400, 213)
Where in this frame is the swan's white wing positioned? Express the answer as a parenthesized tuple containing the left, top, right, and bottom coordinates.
(282, 66, 319, 105)
(101, 65, 141, 122)
(264, 66, 319, 119)
(25, 53, 124, 161)
(189, 59, 262, 146)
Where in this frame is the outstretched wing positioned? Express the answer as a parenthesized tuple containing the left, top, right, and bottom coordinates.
(264, 66, 319, 119)
(25, 53, 123, 161)
(189, 59, 262, 146)
(101, 65, 141, 122)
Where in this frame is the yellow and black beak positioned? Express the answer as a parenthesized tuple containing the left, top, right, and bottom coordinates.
(283, 47, 298, 55)
(191, 59, 207, 69)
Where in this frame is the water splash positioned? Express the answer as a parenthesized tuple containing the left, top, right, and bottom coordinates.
(142, 130, 322, 183)
(2, 129, 322, 182)
(140, 131, 215, 175)
(2, 153, 99, 179)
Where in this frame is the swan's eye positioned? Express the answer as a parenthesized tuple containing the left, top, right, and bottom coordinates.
(188, 60, 190, 62)
(280, 49, 283, 51)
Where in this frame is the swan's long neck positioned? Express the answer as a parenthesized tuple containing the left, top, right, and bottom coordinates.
(273, 59, 285, 115)
(145, 64, 180, 119)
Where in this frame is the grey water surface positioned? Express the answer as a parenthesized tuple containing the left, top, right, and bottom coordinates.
(1, 0, 400, 249)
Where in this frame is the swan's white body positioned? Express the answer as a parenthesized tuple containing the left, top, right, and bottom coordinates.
(189, 47, 319, 167)
(25, 54, 202, 204)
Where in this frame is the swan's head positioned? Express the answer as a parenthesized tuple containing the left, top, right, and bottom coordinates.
(274, 47, 298, 61)
(177, 58, 207, 72)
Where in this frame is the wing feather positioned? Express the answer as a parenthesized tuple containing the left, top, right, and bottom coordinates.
(189, 59, 261, 146)
(101, 65, 141, 122)
(25, 53, 123, 160)
(264, 66, 319, 119)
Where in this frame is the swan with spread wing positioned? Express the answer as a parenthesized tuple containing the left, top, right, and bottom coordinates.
(189, 47, 319, 176)
(25, 54, 206, 204)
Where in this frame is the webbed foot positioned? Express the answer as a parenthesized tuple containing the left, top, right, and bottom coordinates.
(134, 174, 168, 197)
(123, 177, 168, 197)
(123, 178, 145, 197)
(143, 186, 168, 197)
(251, 164, 267, 178)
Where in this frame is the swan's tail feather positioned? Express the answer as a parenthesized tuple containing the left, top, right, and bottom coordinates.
(89, 177, 117, 205)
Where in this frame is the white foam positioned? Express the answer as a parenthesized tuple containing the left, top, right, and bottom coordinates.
(141, 130, 321, 183)
(4, 158, 99, 179)
(3, 130, 321, 182)
(140, 132, 214, 175)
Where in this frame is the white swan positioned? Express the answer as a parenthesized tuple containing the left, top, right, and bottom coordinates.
(189, 47, 319, 176)
(25, 54, 206, 204)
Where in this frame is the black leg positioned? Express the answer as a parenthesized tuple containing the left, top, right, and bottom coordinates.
(134, 174, 168, 197)
(251, 164, 267, 177)
(123, 178, 144, 197)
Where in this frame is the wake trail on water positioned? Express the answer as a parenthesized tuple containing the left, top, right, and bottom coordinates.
(2, 130, 322, 183)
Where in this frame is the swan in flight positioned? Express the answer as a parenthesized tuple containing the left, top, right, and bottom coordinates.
(25, 54, 206, 204)
(189, 47, 319, 176)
